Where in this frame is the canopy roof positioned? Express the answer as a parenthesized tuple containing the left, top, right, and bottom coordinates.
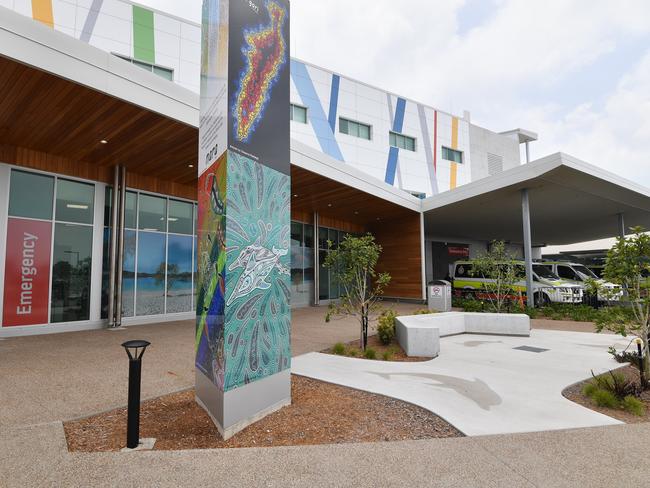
(422, 153, 650, 246)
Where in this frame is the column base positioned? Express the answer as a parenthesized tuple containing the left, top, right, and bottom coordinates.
(195, 368, 291, 440)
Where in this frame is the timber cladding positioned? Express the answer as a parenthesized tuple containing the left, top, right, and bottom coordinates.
(369, 212, 423, 300)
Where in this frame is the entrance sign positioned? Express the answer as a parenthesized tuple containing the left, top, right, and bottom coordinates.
(196, 0, 291, 439)
(3, 218, 52, 326)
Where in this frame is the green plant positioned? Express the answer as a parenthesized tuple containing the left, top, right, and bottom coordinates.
(364, 347, 377, 360)
(346, 347, 360, 358)
(324, 234, 391, 350)
(599, 227, 650, 382)
(377, 310, 397, 345)
(582, 383, 598, 397)
(622, 396, 646, 416)
(382, 350, 393, 361)
(459, 298, 487, 313)
(469, 241, 523, 313)
(591, 370, 638, 398)
(332, 342, 346, 355)
(413, 308, 437, 315)
(591, 389, 619, 409)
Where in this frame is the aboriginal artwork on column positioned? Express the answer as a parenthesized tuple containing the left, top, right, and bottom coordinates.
(223, 152, 291, 391)
(195, 153, 228, 389)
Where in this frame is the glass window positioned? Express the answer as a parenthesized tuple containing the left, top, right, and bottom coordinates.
(290, 104, 307, 124)
(318, 227, 329, 250)
(136, 232, 167, 316)
(50, 223, 93, 323)
(56, 179, 94, 224)
(557, 266, 577, 280)
(329, 228, 339, 248)
(389, 131, 416, 151)
(9, 170, 54, 220)
(442, 147, 463, 164)
(303, 224, 314, 249)
(104, 187, 113, 226)
(319, 250, 329, 300)
(153, 65, 173, 81)
(168, 200, 193, 235)
(291, 222, 303, 248)
(339, 117, 371, 140)
(121, 230, 137, 317)
(125, 191, 137, 229)
(138, 194, 166, 232)
(166, 235, 193, 313)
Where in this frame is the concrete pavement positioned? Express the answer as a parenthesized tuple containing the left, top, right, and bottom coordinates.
(293, 329, 631, 435)
(1, 305, 649, 487)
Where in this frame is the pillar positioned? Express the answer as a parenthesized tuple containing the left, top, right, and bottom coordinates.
(618, 212, 626, 239)
(521, 189, 534, 308)
(195, 0, 291, 440)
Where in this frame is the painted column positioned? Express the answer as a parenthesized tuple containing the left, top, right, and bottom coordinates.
(521, 189, 534, 308)
(196, 0, 291, 440)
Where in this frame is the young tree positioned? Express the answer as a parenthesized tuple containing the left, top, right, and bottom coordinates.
(323, 234, 391, 350)
(469, 240, 522, 313)
(598, 227, 650, 382)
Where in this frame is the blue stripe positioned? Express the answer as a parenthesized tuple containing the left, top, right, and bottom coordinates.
(328, 74, 340, 132)
(385, 97, 407, 184)
(290, 60, 344, 162)
(393, 97, 406, 132)
(385, 146, 400, 185)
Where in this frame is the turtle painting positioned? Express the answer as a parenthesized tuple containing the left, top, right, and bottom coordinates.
(226, 237, 289, 306)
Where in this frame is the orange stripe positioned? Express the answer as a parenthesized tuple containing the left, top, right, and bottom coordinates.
(451, 116, 459, 150)
(32, 0, 54, 27)
(450, 163, 458, 189)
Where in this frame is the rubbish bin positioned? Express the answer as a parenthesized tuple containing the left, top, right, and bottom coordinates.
(428, 280, 452, 312)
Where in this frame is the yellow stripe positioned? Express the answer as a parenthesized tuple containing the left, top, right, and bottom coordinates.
(451, 116, 459, 149)
(450, 163, 458, 189)
(32, 0, 54, 27)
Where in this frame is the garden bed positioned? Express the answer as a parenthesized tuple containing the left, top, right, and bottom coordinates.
(563, 366, 650, 423)
(64, 375, 461, 452)
(322, 335, 433, 362)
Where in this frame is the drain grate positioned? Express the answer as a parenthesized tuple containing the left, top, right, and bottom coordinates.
(513, 345, 549, 353)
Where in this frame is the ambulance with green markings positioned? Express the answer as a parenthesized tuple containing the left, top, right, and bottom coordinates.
(537, 261, 623, 303)
(452, 260, 584, 306)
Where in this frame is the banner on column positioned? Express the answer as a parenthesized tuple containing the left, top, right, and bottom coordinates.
(3, 218, 52, 326)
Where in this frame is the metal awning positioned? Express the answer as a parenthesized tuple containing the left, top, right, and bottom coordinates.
(422, 152, 650, 246)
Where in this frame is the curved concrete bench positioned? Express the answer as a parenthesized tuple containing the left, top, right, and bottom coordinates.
(395, 312, 530, 357)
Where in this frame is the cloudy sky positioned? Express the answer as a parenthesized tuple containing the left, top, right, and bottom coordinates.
(141, 0, 650, 189)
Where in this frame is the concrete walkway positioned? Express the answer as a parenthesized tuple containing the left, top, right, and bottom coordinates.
(1, 308, 649, 487)
(293, 329, 631, 435)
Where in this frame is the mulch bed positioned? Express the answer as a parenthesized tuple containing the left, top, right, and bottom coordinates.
(64, 376, 461, 452)
(322, 335, 433, 362)
(563, 365, 650, 424)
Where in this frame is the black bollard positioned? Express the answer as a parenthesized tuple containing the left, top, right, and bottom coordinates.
(636, 339, 646, 389)
(121, 340, 150, 449)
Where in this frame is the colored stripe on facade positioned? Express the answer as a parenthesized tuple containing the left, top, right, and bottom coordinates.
(31, 0, 54, 27)
(450, 116, 459, 190)
(327, 74, 340, 133)
(290, 60, 344, 161)
(80, 0, 104, 43)
(418, 104, 439, 195)
(385, 97, 406, 185)
(133, 6, 155, 63)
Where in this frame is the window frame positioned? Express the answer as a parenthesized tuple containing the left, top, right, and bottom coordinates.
(290, 103, 308, 124)
(442, 146, 464, 164)
(389, 131, 417, 152)
(339, 117, 372, 141)
(112, 53, 174, 81)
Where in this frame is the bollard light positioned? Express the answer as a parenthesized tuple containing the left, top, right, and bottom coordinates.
(122, 340, 150, 449)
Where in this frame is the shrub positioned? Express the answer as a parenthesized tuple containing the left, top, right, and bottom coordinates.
(332, 342, 346, 355)
(523, 306, 539, 319)
(460, 299, 487, 313)
(382, 350, 394, 361)
(413, 308, 437, 315)
(346, 347, 359, 358)
(364, 347, 377, 360)
(582, 383, 598, 398)
(591, 389, 619, 409)
(622, 396, 646, 416)
(591, 370, 638, 399)
(377, 310, 397, 345)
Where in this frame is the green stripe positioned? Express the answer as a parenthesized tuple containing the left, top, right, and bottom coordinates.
(133, 6, 155, 63)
